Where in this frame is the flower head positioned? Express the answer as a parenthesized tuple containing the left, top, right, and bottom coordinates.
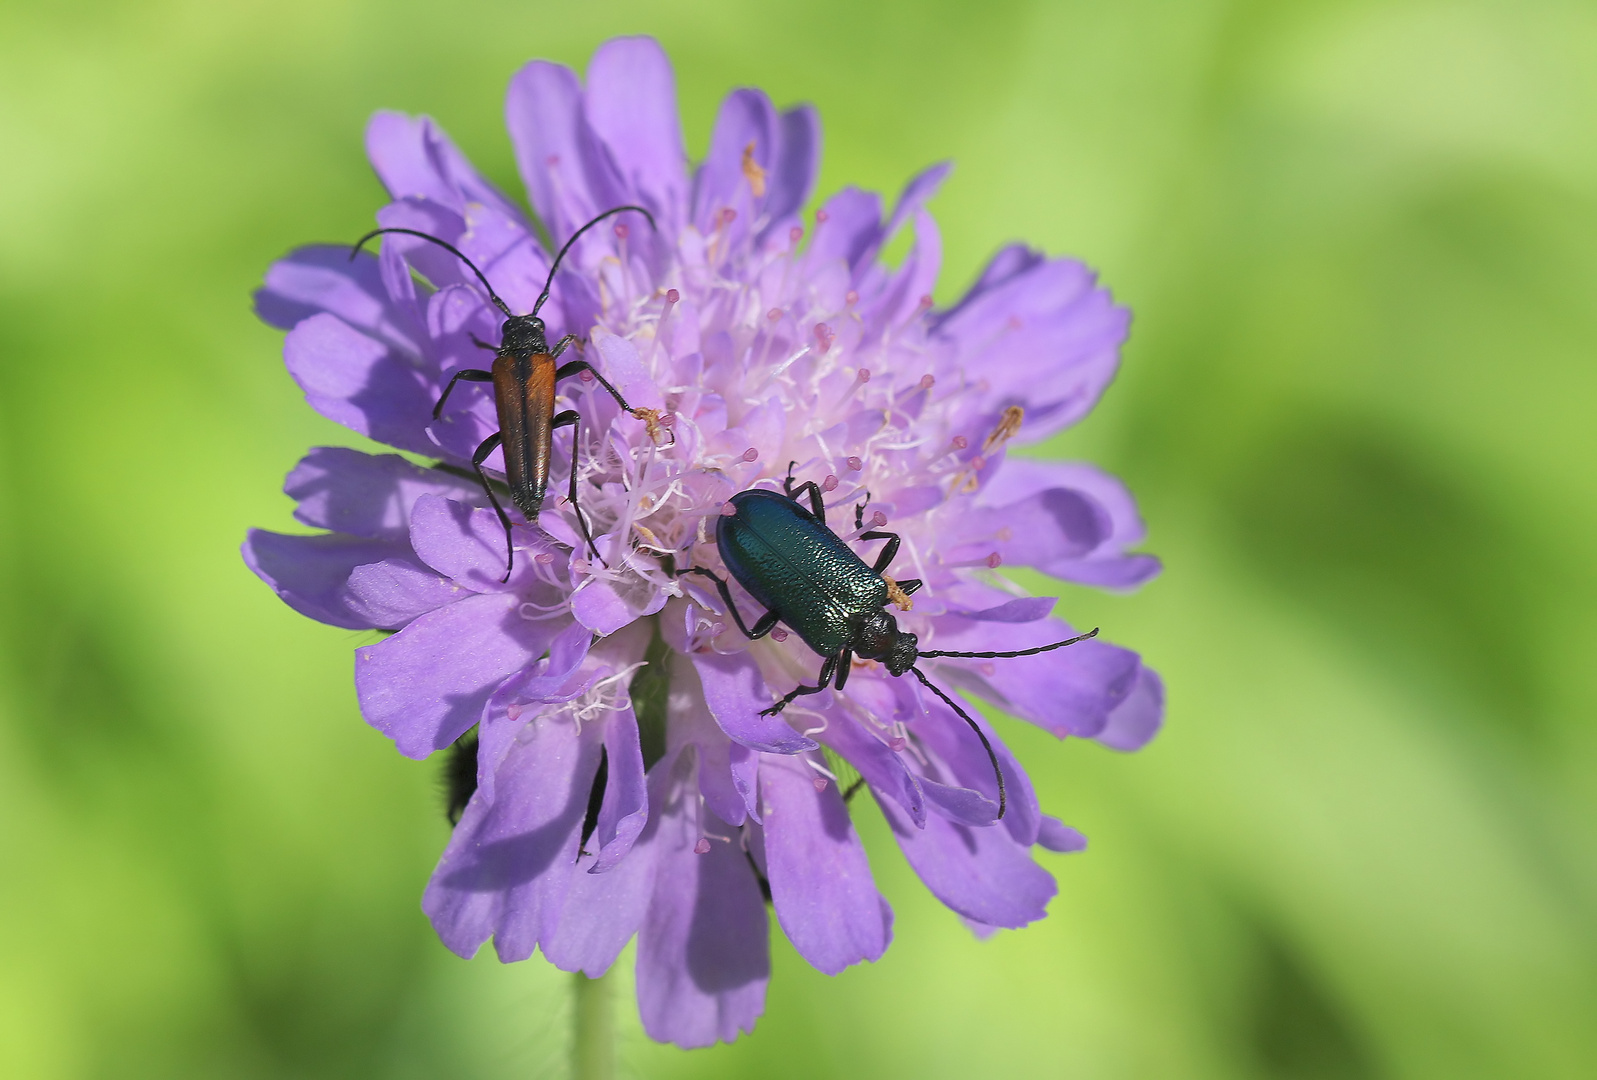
(244, 35, 1162, 1048)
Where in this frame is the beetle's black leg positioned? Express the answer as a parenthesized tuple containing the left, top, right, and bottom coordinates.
(833, 648, 855, 691)
(551, 409, 607, 565)
(435, 368, 494, 420)
(549, 333, 579, 360)
(788, 480, 827, 522)
(680, 567, 779, 640)
(761, 653, 840, 716)
(469, 431, 514, 582)
(859, 529, 901, 573)
(469, 334, 498, 352)
(853, 492, 873, 530)
(783, 460, 798, 494)
(554, 359, 637, 413)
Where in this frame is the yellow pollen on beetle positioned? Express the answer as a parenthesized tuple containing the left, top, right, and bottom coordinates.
(882, 572, 914, 611)
(741, 141, 767, 198)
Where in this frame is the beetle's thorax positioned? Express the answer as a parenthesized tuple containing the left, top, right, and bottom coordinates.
(853, 609, 919, 676)
(499, 314, 548, 356)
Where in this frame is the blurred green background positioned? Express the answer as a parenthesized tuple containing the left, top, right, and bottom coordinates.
(2, 0, 1594, 1076)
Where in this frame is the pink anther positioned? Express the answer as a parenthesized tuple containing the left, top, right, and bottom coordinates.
(870, 511, 887, 528)
(720, 502, 737, 516)
(580, 369, 595, 382)
(534, 551, 554, 565)
(815, 208, 830, 224)
(767, 308, 782, 322)
(845, 290, 859, 305)
(659, 411, 677, 428)
(821, 474, 838, 492)
(665, 288, 680, 304)
(814, 323, 834, 350)
(951, 435, 968, 450)
(919, 293, 934, 308)
(812, 777, 829, 792)
(694, 838, 712, 855)
(789, 225, 803, 243)
(888, 736, 907, 753)
(857, 368, 871, 382)
(986, 552, 1003, 568)
(920, 374, 935, 390)
(771, 627, 789, 642)
(506, 703, 524, 722)
(719, 207, 738, 225)
(846, 456, 863, 472)
(741, 447, 759, 462)
(614, 223, 629, 239)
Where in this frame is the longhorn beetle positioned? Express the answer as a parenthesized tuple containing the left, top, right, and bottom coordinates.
(352, 205, 662, 580)
(683, 463, 1099, 818)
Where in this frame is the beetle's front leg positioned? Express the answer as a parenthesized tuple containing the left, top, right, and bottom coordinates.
(761, 653, 840, 716)
(680, 567, 779, 639)
(859, 529, 901, 573)
(549, 333, 580, 359)
(555, 357, 667, 442)
(434, 368, 494, 420)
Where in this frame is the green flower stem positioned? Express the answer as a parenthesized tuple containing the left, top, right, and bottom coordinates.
(572, 970, 614, 1080)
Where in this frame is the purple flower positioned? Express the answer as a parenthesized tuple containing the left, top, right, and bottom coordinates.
(244, 36, 1162, 1048)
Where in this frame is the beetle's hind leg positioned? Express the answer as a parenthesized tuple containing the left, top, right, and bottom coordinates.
(469, 431, 515, 583)
(680, 567, 780, 640)
(761, 653, 840, 717)
(553, 409, 608, 565)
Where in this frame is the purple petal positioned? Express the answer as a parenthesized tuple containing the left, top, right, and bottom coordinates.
(761, 754, 891, 974)
(407, 495, 517, 591)
(476, 623, 593, 803)
(690, 651, 817, 754)
(933, 251, 1129, 442)
(354, 592, 561, 758)
(693, 89, 777, 232)
(664, 651, 762, 827)
(506, 60, 625, 245)
(590, 706, 650, 872)
(762, 105, 820, 239)
(365, 111, 521, 222)
(812, 706, 925, 827)
(978, 458, 1162, 589)
(877, 792, 1056, 928)
(919, 779, 1000, 827)
(926, 616, 1143, 741)
(283, 313, 436, 455)
(254, 245, 409, 340)
(1094, 665, 1164, 751)
(570, 574, 668, 636)
(242, 530, 448, 630)
(808, 187, 883, 271)
(636, 755, 768, 1048)
(542, 843, 658, 976)
(583, 36, 689, 231)
(285, 448, 479, 541)
(942, 597, 1057, 623)
(1037, 815, 1088, 853)
(422, 710, 603, 960)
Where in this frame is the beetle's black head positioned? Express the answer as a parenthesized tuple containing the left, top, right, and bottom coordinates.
(499, 314, 548, 355)
(854, 609, 919, 677)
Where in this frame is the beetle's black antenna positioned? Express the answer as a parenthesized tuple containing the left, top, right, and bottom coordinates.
(918, 627, 1100, 660)
(351, 227, 516, 319)
(909, 666, 1006, 819)
(531, 205, 656, 316)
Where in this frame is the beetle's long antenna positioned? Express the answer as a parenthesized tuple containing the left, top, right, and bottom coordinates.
(918, 627, 1100, 659)
(909, 666, 1006, 820)
(351, 227, 515, 319)
(531, 205, 657, 316)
